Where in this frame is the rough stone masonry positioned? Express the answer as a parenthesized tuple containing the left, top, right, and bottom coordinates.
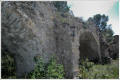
(2, 1, 117, 78)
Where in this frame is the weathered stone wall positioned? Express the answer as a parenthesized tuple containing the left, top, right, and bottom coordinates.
(2, 2, 57, 78)
(2, 2, 78, 78)
(2, 1, 116, 79)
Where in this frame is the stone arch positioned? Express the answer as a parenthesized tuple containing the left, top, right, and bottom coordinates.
(79, 30, 101, 62)
(72, 29, 101, 78)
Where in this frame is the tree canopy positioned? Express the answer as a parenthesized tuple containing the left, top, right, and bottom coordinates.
(92, 14, 109, 31)
(53, 1, 70, 12)
(89, 14, 114, 43)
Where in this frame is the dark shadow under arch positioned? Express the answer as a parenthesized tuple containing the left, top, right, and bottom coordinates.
(79, 31, 100, 63)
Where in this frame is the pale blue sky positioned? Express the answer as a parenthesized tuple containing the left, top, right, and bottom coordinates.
(67, 0, 119, 35)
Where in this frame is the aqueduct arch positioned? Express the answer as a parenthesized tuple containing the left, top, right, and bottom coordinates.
(72, 29, 101, 78)
(79, 31, 101, 62)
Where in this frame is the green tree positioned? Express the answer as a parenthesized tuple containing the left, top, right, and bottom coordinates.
(92, 14, 108, 31)
(53, 1, 70, 12)
(89, 14, 114, 43)
(103, 25, 114, 43)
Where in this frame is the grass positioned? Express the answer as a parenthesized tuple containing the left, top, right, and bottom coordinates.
(78, 59, 119, 79)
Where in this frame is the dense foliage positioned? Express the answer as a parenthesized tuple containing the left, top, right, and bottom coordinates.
(1, 50, 16, 79)
(46, 56, 65, 78)
(89, 14, 114, 43)
(27, 57, 46, 78)
(53, 1, 70, 12)
(27, 56, 65, 79)
(102, 25, 114, 43)
(92, 14, 109, 31)
(2, 51, 65, 79)
(78, 59, 119, 79)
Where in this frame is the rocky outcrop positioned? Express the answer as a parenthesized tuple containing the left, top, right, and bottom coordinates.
(2, 1, 117, 78)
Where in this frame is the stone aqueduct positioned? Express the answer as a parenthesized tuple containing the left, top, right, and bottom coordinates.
(2, 2, 108, 78)
(70, 29, 101, 78)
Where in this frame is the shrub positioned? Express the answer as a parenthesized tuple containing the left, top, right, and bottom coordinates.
(27, 57, 45, 79)
(1, 50, 16, 79)
(27, 56, 65, 79)
(78, 59, 119, 79)
(53, 1, 70, 12)
(46, 56, 65, 78)
(78, 59, 94, 78)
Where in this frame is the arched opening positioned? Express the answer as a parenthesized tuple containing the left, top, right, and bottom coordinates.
(79, 31, 100, 63)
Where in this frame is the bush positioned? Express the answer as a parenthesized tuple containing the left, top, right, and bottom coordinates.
(53, 1, 70, 12)
(27, 57, 45, 79)
(46, 56, 65, 78)
(78, 59, 94, 78)
(78, 59, 119, 79)
(1, 50, 16, 79)
(27, 56, 65, 79)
